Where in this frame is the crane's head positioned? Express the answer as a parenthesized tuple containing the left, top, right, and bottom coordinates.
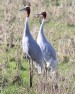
(20, 5, 30, 17)
(36, 11, 46, 19)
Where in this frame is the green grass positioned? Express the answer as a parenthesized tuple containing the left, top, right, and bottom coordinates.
(58, 62, 71, 75)
(0, 46, 31, 94)
(2, 85, 28, 94)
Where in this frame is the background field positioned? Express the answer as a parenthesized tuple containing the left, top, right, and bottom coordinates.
(0, 0, 75, 94)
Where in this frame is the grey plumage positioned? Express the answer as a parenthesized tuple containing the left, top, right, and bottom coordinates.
(37, 14, 58, 73)
(22, 10, 44, 74)
(21, 6, 45, 88)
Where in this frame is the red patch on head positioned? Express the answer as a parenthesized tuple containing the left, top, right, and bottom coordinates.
(25, 6, 30, 17)
(41, 12, 46, 19)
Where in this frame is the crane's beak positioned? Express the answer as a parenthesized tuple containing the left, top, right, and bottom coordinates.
(20, 7, 26, 11)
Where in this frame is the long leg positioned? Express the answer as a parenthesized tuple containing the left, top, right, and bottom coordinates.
(45, 63, 47, 80)
(28, 59, 31, 87)
(46, 65, 47, 79)
(29, 59, 33, 87)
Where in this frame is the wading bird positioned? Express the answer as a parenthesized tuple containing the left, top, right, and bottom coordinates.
(20, 6, 44, 87)
(36, 12, 58, 75)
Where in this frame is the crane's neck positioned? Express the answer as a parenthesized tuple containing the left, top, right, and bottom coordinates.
(40, 19, 44, 33)
(38, 19, 46, 39)
(37, 18, 48, 42)
(23, 17, 31, 36)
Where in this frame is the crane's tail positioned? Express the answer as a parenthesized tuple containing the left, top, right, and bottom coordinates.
(50, 59, 58, 72)
(46, 59, 58, 71)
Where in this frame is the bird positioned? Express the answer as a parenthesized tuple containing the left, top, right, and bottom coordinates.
(20, 6, 44, 87)
(36, 11, 58, 75)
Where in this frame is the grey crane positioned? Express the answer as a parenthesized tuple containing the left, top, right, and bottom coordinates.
(36, 12, 58, 76)
(20, 6, 44, 87)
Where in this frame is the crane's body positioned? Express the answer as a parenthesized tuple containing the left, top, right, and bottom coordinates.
(21, 6, 44, 75)
(22, 17, 44, 67)
(37, 13, 58, 72)
(20, 6, 45, 87)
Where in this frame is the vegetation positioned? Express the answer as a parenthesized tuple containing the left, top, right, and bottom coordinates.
(0, 0, 75, 94)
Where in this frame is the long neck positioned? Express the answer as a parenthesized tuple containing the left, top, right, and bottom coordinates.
(23, 17, 31, 36)
(40, 19, 44, 33)
(38, 19, 46, 39)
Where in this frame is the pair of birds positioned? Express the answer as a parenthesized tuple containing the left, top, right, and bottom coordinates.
(20, 5, 58, 75)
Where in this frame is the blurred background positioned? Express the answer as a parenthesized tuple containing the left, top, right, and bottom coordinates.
(0, 0, 75, 94)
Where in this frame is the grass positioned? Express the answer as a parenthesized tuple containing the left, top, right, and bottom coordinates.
(0, 0, 75, 94)
(0, 46, 31, 94)
(2, 85, 29, 94)
(0, 46, 75, 94)
(0, 0, 4, 22)
(58, 62, 74, 75)
(0, 10, 4, 22)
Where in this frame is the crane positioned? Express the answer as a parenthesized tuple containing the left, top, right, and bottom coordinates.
(36, 11, 58, 76)
(20, 6, 44, 87)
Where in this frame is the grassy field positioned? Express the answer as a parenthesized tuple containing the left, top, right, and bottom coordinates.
(0, 45, 75, 94)
(0, 0, 75, 94)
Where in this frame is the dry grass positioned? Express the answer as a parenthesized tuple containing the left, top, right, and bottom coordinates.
(0, 0, 75, 94)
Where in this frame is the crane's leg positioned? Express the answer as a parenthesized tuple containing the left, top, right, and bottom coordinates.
(46, 66, 47, 79)
(45, 63, 48, 79)
(29, 59, 33, 88)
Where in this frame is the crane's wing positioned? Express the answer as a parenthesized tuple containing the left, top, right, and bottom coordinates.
(28, 39, 44, 65)
(47, 42, 57, 59)
(42, 42, 56, 61)
(43, 43, 52, 60)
